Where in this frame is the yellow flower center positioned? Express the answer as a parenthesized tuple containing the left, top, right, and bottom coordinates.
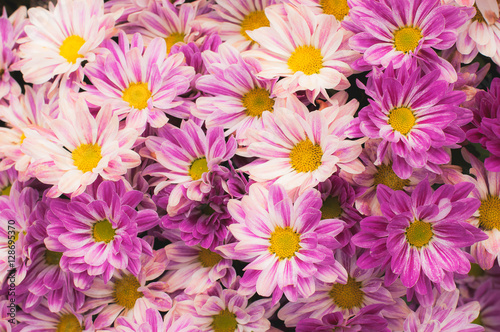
(329, 276, 364, 309)
(164, 32, 185, 54)
(405, 219, 433, 248)
(468, 263, 485, 277)
(289, 139, 323, 173)
(472, 315, 483, 326)
(59, 35, 86, 64)
(287, 45, 324, 75)
(473, 4, 485, 23)
(113, 274, 143, 310)
(242, 87, 275, 117)
(388, 106, 416, 135)
(92, 219, 116, 243)
(321, 196, 343, 219)
(320, 0, 350, 21)
(122, 82, 152, 110)
(373, 164, 410, 191)
(56, 314, 82, 332)
(198, 248, 223, 268)
(1, 184, 11, 196)
(72, 143, 102, 173)
(393, 26, 422, 53)
(478, 195, 500, 231)
(240, 10, 270, 41)
(45, 250, 63, 266)
(269, 226, 301, 260)
(189, 157, 208, 180)
(211, 308, 238, 332)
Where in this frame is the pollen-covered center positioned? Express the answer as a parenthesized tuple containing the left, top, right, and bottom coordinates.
(373, 164, 410, 191)
(113, 274, 143, 310)
(72, 143, 102, 173)
(288, 45, 324, 75)
(388, 106, 416, 135)
(211, 308, 238, 332)
(473, 4, 485, 23)
(59, 35, 86, 64)
(320, 0, 350, 21)
(321, 195, 343, 220)
(189, 157, 209, 180)
(122, 82, 152, 110)
(165, 32, 185, 54)
(1, 184, 11, 196)
(198, 248, 223, 267)
(289, 139, 323, 173)
(240, 10, 270, 41)
(478, 195, 500, 230)
(329, 276, 364, 309)
(56, 314, 82, 332)
(242, 87, 275, 117)
(45, 249, 63, 266)
(269, 226, 301, 260)
(393, 26, 422, 53)
(92, 219, 116, 243)
(405, 219, 433, 248)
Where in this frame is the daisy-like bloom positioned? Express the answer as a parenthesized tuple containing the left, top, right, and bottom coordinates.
(0, 83, 59, 181)
(160, 240, 236, 295)
(344, 0, 472, 82)
(142, 120, 236, 202)
(244, 3, 360, 102)
(295, 306, 391, 332)
(81, 249, 171, 329)
(22, 97, 141, 198)
(115, 308, 197, 332)
(277, 251, 404, 327)
(219, 183, 348, 303)
(196, 0, 279, 51)
(15, 0, 119, 85)
(352, 180, 487, 306)
(353, 61, 471, 179)
(83, 31, 195, 130)
(463, 280, 500, 331)
(467, 78, 500, 172)
(456, 0, 500, 66)
(403, 289, 483, 332)
(194, 43, 287, 146)
(15, 300, 94, 331)
(121, 0, 200, 52)
(45, 180, 157, 289)
(241, 107, 364, 195)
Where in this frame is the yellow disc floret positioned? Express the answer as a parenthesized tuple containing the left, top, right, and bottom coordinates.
(211, 308, 238, 332)
(388, 106, 416, 135)
(165, 32, 185, 54)
(288, 45, 324, 75)
(1, 184, 11, 196)
(59, 35, 86, 64)
(320, 0, 350, 21)
(198, 248, 223, 267)
(405, 219, 433, 248)
(113, 274, 143, 310)
(269, 226, 301, 260)
(393, 26, 422, 53)
(56, 314, 82, 332)
(242, 87, 275, 117)
(45, 250, 63, 266)
(329, 276, 364, 309)
(72, 143, 102, 173)
(122, 82, 152, 110)
(373, 164, 410, 191)
(478, 195, 500, 231)
(189, 157, 209, 180)
(240, 10, 270, 41)
(92, 219, 116, 243)
(321, 195, 343, 220)
(289, 139, 323, 173)
(472, 4, 485, 23)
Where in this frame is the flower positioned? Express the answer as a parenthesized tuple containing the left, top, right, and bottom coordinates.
(344, 0, 472, 82)
(219, 183, 347, 303)
(353, 61, 471, 179)
(287, 0, 354, 22)
(244, 3, 359, 102)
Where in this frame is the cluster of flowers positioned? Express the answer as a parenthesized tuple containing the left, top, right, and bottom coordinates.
(1, 0, 500, 330)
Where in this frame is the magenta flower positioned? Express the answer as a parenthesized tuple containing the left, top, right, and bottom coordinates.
(353, 180, 487, 305)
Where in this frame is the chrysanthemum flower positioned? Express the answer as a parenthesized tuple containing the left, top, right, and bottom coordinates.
(241, 107, 364, 195)
(219, 183, 348, 303)
(403, 289, 483, 331)
(45, 180, 157, 289)
(83, 31, 195, 130)
(22, 97, 141, 197)
(244, 3, 359, 102)
(344, 0, 472, 82)
(142, 120, 236, 202)
(115, 308, 197, 332)
(196, 0, 279, 51)
(352, 180, 487, 305)
(353, 61, 471, 179)
(15, 0, 119, 85)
